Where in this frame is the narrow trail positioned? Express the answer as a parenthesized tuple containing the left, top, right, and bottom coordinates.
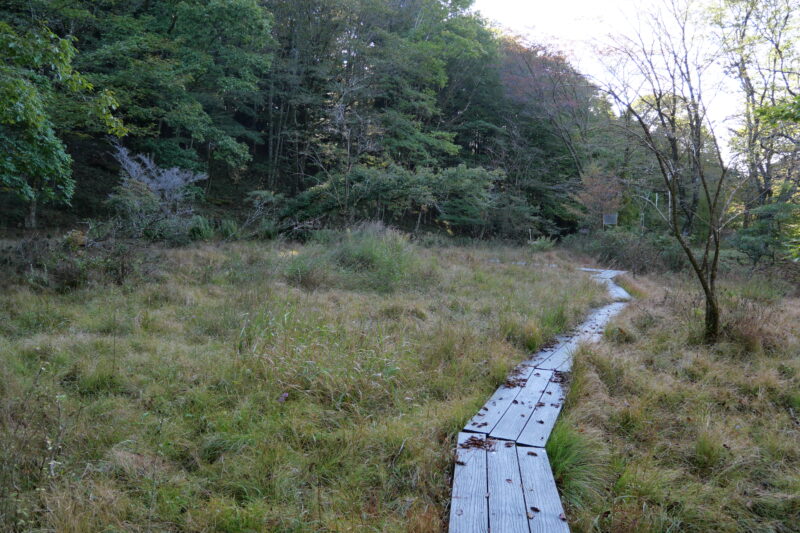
(448, 268, 631, 533)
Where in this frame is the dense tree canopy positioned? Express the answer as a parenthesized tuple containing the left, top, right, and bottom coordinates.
(0, 0, 608, 234)
(0, 0, 796, 252)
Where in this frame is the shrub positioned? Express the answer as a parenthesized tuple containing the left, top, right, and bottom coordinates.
(188, 216, 215, 241)
(528, 236, 556, 252)
(284, 250, 330, 291)
(253, 219, 279, 240)
(283, 223, 432, 293)
(563, 229, 686, 274)
(331, 223, 419, 292)
(219, 219, 239, 240)
(107, 144, 207, 245)
(732, 203, 800, 266)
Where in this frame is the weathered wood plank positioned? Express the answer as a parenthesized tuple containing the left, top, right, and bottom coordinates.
(517, 448, 570, 533)
(489, 370, 553, 442)
(535, 340, 578, 371)
(487, 440, 530, 532)
(608, 284, 632, 301)
(463, 362, 536, 434)
(449, 433, 489, 533)
(515, 378, 566, 448)
(527, 342, 562, 369)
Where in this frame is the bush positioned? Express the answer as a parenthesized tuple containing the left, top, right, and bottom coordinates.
(188, 215, 215, 241)
(283, 222, 433, 293)
(563, 229, 686, 274)
(106, 144, 207, 245)
(332, 223, 419, 292)
(253, 219, 279, 241)
(219, 219, 239, 240)
(528, 236, 556, 252)
(732, 203, 800, 266)
(284, 250, 331, 291)
(6, 233, 145, 292)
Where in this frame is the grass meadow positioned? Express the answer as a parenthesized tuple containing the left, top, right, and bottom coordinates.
(554, 271, 800, 532)
(0, 227, 606, 532)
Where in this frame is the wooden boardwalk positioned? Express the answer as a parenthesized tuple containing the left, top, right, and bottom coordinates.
(449, 268, 631, 533)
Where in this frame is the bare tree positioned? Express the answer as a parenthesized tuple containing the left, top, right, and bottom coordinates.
(601, 0, 744, 342)
(112, 142, 207, 214)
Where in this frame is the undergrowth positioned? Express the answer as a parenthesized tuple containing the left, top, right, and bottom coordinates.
(0, 230, 605, 532)
(558, 273, 800, 532)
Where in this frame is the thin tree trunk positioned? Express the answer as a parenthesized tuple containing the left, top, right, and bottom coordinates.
(24, 197, 37, 229)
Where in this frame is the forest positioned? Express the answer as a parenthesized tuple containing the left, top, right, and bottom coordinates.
(1, 0, 799, 531)
(1, 0, 798, 256)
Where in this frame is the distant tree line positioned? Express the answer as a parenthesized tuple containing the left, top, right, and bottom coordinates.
(1, 0, 619, 237)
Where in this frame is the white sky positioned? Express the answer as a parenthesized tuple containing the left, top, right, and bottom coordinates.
(470, 0, 741, 150)
(471, 0, 651, 78)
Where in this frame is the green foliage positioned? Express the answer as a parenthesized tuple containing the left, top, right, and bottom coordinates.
(0, 21, 123, 224)
(546, 418, 609, 511)
(433, 165, 503, 233)
(528, 236, 556, 252)
(219, 219, 240, 240)
(733, 203, 800, 265)
(563, 229, 687, 274)
(284, 223, 431, 293)
(288, 164, 510, 237)
(0, 0, 608, 235)
(189, 216, 215, 242)
(758, 94, 800, 124)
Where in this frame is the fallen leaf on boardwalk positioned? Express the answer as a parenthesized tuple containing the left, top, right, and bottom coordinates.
(459, 436, 496, 451)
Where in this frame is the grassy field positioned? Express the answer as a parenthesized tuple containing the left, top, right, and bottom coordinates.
(555, 270, 800, 532)
(0, 227, 607, 532)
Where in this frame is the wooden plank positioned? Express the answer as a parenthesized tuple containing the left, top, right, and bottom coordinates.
(517, 448, 570, 533)
(489, 370, 553, 442)
(449, 433, 489, 533)
(487, 440, 530, 532)
(515, 378, 566, 448)
(608, 284, 631, 301)
(535, 340, 578, 371)
(463, 362, 535, 434)
(528, 342, 562, 369)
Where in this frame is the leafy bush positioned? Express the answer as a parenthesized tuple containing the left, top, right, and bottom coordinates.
(528, 236, 556, 252)
(106, 144, 206, 245)
(219, 219, 239, 240)
(188, 215, 215, 241)
(285, 165, 519, 237)
(732, 203, 800, 266)
(563, 229, 686, 274)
